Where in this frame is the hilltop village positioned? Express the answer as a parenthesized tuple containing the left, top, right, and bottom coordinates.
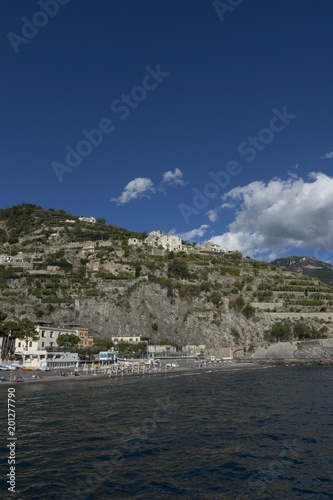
(1, 204, 333, 368)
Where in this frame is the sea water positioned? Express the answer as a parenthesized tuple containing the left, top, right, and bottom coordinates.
(0, 365, 332, 499)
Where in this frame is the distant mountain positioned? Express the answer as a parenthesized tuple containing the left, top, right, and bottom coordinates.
(272, 256, 333, 287)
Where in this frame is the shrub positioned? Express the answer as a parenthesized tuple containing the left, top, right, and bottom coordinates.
(265, 322, 292, 342)
(230, 327, 241, 341)
(242, 304, 255, 319)
(168, 258, 190, 279)
(210, 291, 222, 306)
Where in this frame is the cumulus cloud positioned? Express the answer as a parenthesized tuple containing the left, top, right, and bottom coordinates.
(110, 177, 155, 205)
(321, 151, 333, 160)
(179, 224, 210, 242)
(111, 168, 186, 205)
(209, 172, 333, 259)
(206, 209, 218, 222)
(162, 168, 185, 186)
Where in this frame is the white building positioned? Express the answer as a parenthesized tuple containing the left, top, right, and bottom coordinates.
(0, 254, 9, 264)
(182, 345, 206, 355)
(21, 351, 79, 370)
(111, 336, 145, 344)
(79, 216, 96, 224)
(198, 242, 229, 253)
(148, 345, 177, 355)
(128, 237, 143, 247)
(159, 234, 182, 252)
(129, 230, 183, 252)
(15, 325, 93, 355)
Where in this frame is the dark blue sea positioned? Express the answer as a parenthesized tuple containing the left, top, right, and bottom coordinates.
(1, 365, 333, 499)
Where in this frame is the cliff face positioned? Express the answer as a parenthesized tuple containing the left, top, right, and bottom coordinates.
(72, 284, 259, 348)
(0, 278, 330, 350)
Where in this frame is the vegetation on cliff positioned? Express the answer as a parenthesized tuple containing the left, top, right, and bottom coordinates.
(0, 204, 333, 349)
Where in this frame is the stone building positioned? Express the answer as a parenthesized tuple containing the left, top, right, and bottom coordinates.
(129, 230, 182, 252)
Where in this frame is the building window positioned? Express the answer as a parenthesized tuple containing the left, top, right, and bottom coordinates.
(29, 341, 32, 347)
(18, 342, 21, 348)
(41, 331, 46, 338)
(50, 332, 54, 338)
(42, 342, 45, 348)
(50, 342, 54, 347)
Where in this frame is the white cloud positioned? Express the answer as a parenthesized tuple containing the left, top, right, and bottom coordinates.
(287, 162, 299, 179)
(320, 151, 333, 160)
(210, 172, 333, 259)
(179, 224, 210, 241)
(111, 169, 186, 206)
(162, 168, 185, 186)
(110, 177, 155, 205)
(206, 209, 218, 222)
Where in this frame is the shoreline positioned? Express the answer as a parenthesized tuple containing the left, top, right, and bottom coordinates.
(0, 361, 261, 386)
(0, 358, 332, 386)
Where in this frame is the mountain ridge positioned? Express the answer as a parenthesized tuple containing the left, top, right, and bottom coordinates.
(272, 256, 333, 286)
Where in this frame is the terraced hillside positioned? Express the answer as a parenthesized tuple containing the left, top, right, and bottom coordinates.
(0, 204, 333, 349)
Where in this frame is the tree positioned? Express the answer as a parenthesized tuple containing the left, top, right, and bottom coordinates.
(135, 265, 142, 278)
(168, 258, 189, 279)
(0, 319, 21, 359)
(18, 318, 39, 350)
(265, 322, 292, 343)
(0, 309, 7, 322)
(293, 322, 312, 340)
(117, 341, 148, 358)
(92, 338, 114, 352)
(57, 333, 80, 350)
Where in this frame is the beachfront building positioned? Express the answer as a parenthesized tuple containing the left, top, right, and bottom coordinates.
(99, 351, 117, 366)
(15, 325, 94, 355)
(182, 345, 206, 356)
(21, 351, 79, 370)
(75, 328, 95, 347)
(148, 345, 177, 356)
(111, 336, 147, 344)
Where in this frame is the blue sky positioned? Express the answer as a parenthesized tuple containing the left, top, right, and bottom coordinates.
(1, 0, 333, 261)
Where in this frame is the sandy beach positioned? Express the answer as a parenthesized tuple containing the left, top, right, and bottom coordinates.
(0, 360, 263, 386)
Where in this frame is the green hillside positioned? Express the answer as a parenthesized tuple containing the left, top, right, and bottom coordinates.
(0, 204, 332, 349)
